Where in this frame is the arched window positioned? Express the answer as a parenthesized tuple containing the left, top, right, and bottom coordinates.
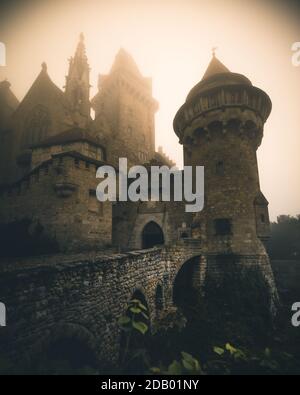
(142, 221, 164, 249)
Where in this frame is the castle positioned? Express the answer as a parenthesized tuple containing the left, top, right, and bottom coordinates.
(0, 36, 278, 367)
(0, 34, 271, 255)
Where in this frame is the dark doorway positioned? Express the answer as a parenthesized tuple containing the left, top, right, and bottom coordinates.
(142, 221, 164, 249)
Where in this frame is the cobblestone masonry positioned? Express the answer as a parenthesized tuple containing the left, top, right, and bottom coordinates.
(0, 242, 278, 368)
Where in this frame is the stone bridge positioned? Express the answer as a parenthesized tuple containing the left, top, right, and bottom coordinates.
(0, 241, 203, 370)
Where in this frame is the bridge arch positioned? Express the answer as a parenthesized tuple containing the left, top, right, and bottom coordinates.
(142, 221, 164, 249)
(33, 322, 99, 373)
(173, 255, 203, 311)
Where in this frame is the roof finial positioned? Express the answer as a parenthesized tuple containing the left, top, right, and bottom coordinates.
(79, 32, 84, 43)
(212, 46, 218, 57)
(41, 62, 47, 72)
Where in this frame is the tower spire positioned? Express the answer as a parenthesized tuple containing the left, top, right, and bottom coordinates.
(74, 32, 87, 60)
(65, 33, 90, 127)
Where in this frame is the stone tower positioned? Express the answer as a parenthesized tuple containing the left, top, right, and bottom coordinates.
(173, 54, 278, 312)
(65, 33, 91, 127)
(92, 48, 158, 167)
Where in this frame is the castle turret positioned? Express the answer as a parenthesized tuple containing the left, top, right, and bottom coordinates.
(173, 53, 278, 313)
(65, 33, 91, 127)
(174, 53, 272, 255)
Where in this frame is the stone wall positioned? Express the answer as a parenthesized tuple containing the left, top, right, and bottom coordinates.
(0, 245, 203, 369)
(0, 242, 278, 370)
(0, 152, 112, 252)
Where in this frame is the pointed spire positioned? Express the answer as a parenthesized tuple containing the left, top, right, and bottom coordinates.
(64, 34, 90, 125)
(201, 53, 230, 81)
(74, 32, 87, 60)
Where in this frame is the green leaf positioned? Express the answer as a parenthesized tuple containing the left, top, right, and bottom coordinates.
(182, 359, 194, 371)
(181, 351, 195, 362)
(264, 348, 271, 358)
(168, 360, 182, 375)
(118, 316, 131, 325)
(150, 367, 161, 374)
(214, 346, 225, 356)
(138, 303, 148, 311)
(130, 299, 141, 304)
(132, 321, 148, 335)
(130, 307, 142, 314)
(225, 343, 238, 355)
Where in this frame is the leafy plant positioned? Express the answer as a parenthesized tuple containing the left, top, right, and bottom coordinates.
(118, 298, 150, 372)
(150, 351, 204, 375)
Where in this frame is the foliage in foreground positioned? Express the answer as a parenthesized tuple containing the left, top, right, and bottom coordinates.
(117, 299, 299, 375)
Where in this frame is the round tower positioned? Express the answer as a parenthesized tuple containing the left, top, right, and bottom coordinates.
(173, 53, 278, 313)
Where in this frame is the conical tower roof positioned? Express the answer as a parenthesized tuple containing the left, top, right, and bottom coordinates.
(201, 54, 231, 80)
(186, 54, 252, 101)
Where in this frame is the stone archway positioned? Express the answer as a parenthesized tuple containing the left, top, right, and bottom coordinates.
(142, 221, 164, 249)
(173, 256, 202, 311)
(34, 323, 99, 374)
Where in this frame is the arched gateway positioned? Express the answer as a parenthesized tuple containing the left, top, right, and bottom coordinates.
(142, 221, 164, 249)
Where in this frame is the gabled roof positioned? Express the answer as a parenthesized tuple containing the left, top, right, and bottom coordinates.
(31, 127, 105, 150)
(15, 63, 65, 114)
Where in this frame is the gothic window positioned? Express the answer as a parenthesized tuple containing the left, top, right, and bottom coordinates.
(214, 218, 232, 235)
(23, 105, 51, 147)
